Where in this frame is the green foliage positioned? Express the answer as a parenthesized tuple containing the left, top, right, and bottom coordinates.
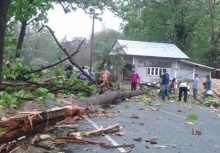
(33, 87, 49, 98)
(187, 114, 198, 121)
(56, 133, 62, 138)
(80, 131, 87, 136)
(124, 104, 130, 109)
(30, 58, 48, 68)
(93, 29, 123, 69)
(0, 92, 20, 110)
(0, 128, 7, 133)
(2, 58, 28, 80)
(121, 0, 220, 67)
(77, 92, 90, 99)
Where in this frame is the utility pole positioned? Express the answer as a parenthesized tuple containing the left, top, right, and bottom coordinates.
(90, 14, 95, 70)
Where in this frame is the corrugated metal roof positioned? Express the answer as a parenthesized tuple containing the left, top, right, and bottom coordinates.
(179, 60, 214, 70)
(110, 39, 189, 59)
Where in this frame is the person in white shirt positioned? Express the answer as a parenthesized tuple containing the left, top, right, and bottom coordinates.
(192, 74, 200, 101)
(178, 82, 188, 102)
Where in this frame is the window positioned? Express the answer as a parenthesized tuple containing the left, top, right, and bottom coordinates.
(147, 67, 164, 76)
(180, 65, 192, 70)
(139, 60, 171, 68)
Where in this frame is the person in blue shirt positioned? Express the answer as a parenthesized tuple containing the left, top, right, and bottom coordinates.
(203, 75, 211, 100)
(88, 68, 96, 79)
(161, 69, 170, 101)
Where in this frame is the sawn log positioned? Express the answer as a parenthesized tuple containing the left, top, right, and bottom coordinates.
(0, 89, 149, 143)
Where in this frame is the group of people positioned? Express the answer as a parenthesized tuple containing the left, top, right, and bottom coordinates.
(65, 64, 111, 88)
(161, 70, 212, 102)
(66, 64, 212, 102)
(129, 68, 212, 102)
(77, 66, 96, 80)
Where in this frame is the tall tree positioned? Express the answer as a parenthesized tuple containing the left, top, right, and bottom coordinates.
(0, 0, 124, 84)
(121, 0, 220, 68)
(0, 0, 11, 84)
(93, 29, 122, 68)
(8, 0, 53, 58)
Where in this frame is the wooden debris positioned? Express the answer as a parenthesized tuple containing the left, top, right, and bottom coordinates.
(130, 114, 139, 119)
(104, 143, 135, 149)
(114, 131, 126, 136)
(0, 90, 149, 147)
(192, 128, 202, 135)
(69, 124, 120, 137)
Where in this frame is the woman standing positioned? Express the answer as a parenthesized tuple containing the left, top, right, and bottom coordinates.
(130, 69, 140, 91)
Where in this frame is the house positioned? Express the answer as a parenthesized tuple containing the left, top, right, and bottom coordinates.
(109, 39, 213, 83)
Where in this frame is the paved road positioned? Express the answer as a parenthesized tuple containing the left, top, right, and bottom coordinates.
(53, 100, 220, 153)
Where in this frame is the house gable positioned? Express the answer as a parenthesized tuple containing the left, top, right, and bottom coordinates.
(109, 39, 189, 59)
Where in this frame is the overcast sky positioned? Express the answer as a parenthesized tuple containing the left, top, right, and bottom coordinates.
(47, 5, 123, 40)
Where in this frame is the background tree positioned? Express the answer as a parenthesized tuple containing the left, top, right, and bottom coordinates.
(93, 29, 122, 69)
(8, 0, 53, 58)
(0, 0, 124, 84)
(121, 0, 220, 71)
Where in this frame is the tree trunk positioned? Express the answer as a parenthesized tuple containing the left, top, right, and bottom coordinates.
(0, 0, 11, 84)
(16, 20, 27, 58)
(0, 89, 149, 143)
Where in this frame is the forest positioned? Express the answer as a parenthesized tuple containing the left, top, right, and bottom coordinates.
(0, 0, 220, 152)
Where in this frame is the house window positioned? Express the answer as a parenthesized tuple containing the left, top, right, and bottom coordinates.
(180, 65, 192, 70)
(147, 67, 164, 76)
(149, 61, 172, 68)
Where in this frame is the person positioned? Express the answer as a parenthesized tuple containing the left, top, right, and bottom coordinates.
(100, 66, 111, 87)
(78, 66, 89, 80)
(65, 64, 73, 79)
(192, 74, 200, 101)
(203, 75, 211, 101)
(178, 82, 188, 102)
(130, 69, 140, 91)
(161, 69, 170, 101)
(169, 78, 176, 93)
(89, 68, 96, 79)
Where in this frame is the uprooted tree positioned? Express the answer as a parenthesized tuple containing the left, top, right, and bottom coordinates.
(0, 24, 150, 152)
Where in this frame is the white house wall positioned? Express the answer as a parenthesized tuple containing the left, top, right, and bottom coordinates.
(131, 56, 175, 83)
(177, 62, 211, 81)
(123, 56, 212, 83)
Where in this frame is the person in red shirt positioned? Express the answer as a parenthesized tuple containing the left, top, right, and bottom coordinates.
(130, 69, 140, 91)
(169, 78, 176, 93)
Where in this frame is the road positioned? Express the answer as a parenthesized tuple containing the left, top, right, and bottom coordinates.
(58, 100, 220, 153)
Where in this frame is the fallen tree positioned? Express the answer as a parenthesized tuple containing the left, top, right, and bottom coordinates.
(0, 89, 149, 144)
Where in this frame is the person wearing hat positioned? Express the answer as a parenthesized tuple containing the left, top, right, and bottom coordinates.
(130, 69, 140, 91)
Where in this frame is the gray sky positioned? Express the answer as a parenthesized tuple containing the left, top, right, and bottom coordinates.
(47, 5, 123, 40)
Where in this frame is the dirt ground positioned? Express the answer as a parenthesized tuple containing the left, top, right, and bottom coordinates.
(198, 78, 220, 99)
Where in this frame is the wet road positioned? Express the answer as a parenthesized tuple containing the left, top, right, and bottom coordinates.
(57, 100, 220, 153)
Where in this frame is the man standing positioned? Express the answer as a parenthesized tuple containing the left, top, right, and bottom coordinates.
(192, 74, 200, 101)
(161, 69, 170, 101)
(203, 75, 212, 101)
(130, 69, 140, 91)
